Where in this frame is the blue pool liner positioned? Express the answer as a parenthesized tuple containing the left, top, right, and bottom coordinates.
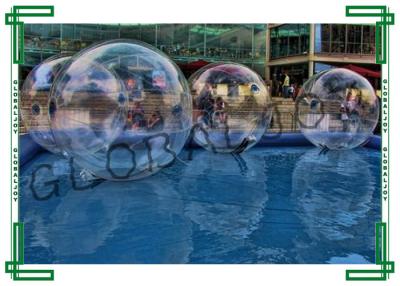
(20, 134, 44, 167)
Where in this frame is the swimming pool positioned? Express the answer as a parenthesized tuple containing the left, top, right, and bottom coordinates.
(20, 136, 381, 264)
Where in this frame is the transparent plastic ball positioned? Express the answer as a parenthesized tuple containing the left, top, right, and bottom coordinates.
(50, 40, 192, 180)
(189, 63, 272, 153)
(20, 54, 71, 153)
(295, 68, 379, 150)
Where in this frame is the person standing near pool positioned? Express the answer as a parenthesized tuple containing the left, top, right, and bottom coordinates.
(282, 71, 290, 98)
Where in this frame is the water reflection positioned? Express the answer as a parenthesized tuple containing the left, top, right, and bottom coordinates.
(21, 154, 193, 263)
(179, 151, 268, 238)
(291, 149, 379, 263)
(176, 151, 268, 262)
(20, 147, 380, 264)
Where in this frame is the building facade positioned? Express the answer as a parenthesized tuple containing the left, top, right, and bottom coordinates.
(22, 23, 380, 87)
(265, 24, 380, 96)
(21, 23, 267, 81)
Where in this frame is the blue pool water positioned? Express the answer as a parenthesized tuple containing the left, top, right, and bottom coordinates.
(20, 146, 381, 264)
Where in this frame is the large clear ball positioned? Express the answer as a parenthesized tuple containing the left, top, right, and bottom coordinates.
(295, 68, 379, 150)
(50, 40, 192, 180)
(20, 54, 71, 153)
(189, 63, 272, 153)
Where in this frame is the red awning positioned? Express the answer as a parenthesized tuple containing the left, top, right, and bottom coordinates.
(178, 60, 209, 70)
(343, 64, 381, 78)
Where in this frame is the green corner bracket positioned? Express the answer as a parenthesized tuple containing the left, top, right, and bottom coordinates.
(5, 5, 54, 64)
(346, 5, 394, 64)
(5, 223, 54, 281)
(346, 222, 395, 281)
(5, 5, 55, 281)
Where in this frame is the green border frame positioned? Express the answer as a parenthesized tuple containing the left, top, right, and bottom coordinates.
(4, 5, 55, 281)
(2, 4, 396, 283)
(345, 5, 395, 281)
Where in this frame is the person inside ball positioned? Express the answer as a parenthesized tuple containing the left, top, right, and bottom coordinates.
(147, 110, 164, 132)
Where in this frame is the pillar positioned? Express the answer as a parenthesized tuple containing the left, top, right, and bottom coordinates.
(308, 23, 315, 78)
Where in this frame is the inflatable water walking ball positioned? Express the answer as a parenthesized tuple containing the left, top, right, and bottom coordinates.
(189, 63, 272, 153)
(50, 40, 192, 181)
(20, 54, 71, 154)
(295, 68, 379, 150)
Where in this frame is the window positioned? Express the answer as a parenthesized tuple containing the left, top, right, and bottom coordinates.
(22, 24, 266, 78)
(188, 24, 205, 56)
(315, 24, 375, 55)
(347, 25, 362, 54)
(362, 25, 375, 54)
(140, 24, 156, 45)
(270, 24, 309, 59)
(331, 24, 346, 53)
(120, 25, 141, 39)
(24, 24, 61, 51)
(173, 24, 190, 53)
(253, 25, 266, 59)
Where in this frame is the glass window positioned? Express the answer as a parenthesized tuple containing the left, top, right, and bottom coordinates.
(315, 24, 375, 55)
(320, 24, 331, 53)
(233, 24, 252, 59)
(270, 28, 279, 59)
(331, 24, 346, 53)
(120, 24, 141, 40)
(253, 24, 266, 59)
(299, 24, 309, 54)
(288, 24, 300, 55)
(204, 24, 253, 59)
(25, 24, 60, 38)
(22, 23, 266, 79)
(205, 24, 223, 58)
(362, 25, 375, 54)
(75, 24, 119, 42)
(173, 24, 190, 56)
(61, 24, 75, 39)
(24, 24, 61, 51)
(347, 25, 362, 53)
(75, 24, 99, 41)
(270, 24, 309, 59)
(98, 24, 119, 41)
(140, 24, 156, 45)
(157, 24, 174, 47)
(188, 24, 205, 56)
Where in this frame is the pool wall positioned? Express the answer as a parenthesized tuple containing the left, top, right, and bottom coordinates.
(20, 133, 381, 168)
